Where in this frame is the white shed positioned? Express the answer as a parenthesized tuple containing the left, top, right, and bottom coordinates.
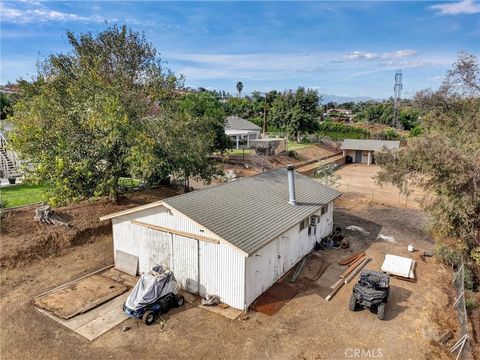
(100, 167, 341, 310)
(340, 139, 400, 165)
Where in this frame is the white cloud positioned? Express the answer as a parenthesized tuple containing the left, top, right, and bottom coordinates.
(431, 0, 480, 15)
(0, 2, 107, 24)
(343, 49, 418, 61)
(343, 51, 379, 60)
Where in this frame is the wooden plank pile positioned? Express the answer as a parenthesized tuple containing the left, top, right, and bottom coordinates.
(325, 252, 370, 301)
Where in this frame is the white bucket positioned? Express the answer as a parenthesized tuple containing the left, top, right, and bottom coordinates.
(407, 244, 416, 252)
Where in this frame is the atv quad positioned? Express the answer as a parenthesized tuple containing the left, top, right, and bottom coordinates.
(349, 270, 390, 320)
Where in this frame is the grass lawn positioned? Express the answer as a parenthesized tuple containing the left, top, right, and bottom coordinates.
(1, 183, 45, 208)
(226, 148, 255, 155)
(287, 140, 313, 151)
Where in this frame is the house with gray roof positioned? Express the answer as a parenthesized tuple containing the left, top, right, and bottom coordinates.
(340, 139, 400, 165)
(101, 166, 341, 310)
(225, 115, 261, 149)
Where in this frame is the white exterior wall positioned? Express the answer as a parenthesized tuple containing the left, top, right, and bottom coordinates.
(244, 202, 334, 307)
(111, 205, 246, 310)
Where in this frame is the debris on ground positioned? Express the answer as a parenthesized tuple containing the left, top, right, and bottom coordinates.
(340, 238, 349, 249)
(201, 294, 221, 306)
(381, 254, 416, 280)
(122, 326, 130, 332)
(377, 234, 396, 243)
(219, 303, 230, 309)
(422, 250, 433, 257)
(318, 227, 344, 248)
(239, 313, 249, 321)
(291, 256, 307, 283)
(34, 205, 69, 226)
(326, 256, 370, 301)
(338, 252, 365, 266)
(345, 225, 370, 235)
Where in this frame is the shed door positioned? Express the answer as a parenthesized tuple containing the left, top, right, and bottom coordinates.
(355, 150, 362, 163)
(172, 235, 199, 294)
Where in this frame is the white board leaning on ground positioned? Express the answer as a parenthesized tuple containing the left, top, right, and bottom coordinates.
(100, 167, 341, 310)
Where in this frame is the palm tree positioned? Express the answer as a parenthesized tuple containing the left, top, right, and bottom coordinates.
(236, 81, 243, 98)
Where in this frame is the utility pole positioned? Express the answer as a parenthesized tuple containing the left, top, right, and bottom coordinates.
(263, 92, 268, 136)
(393, 69, 403, 129)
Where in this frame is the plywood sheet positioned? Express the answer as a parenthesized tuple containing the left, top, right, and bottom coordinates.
(115, 250, 138, 276)
(199, 305, 243, 320)
(36, 292, 130, 341)
(34, 275, 128, 319)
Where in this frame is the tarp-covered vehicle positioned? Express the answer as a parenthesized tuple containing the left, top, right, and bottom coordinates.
(349, 270, 390, 320)
(123, 266, 185, 325)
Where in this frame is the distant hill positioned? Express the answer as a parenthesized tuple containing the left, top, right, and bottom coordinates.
(319, 94, 384, 104)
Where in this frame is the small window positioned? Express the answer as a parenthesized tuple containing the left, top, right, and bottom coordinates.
(299, 217, 309, 232)
(321, 204, 328, 215)
(308, 225, 317, 236)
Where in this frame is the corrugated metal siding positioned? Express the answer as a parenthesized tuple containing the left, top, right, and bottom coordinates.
(112, 206, 246, 309)
(200, 242, 245, 310)
(244, 203, 334, 307)
(172, 234, 199, 293)
(132, 205, 223, 242)
(112, 218, 171, 274)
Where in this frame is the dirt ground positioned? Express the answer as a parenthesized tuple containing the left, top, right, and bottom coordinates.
(0, 189, 463, 359)
(334, 164, 425, 209)
(0, 187, 183, 268)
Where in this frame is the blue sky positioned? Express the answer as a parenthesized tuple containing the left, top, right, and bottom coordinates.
(1, 1, 479, 98)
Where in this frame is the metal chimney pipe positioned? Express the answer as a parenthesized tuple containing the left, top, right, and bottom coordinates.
(287, 164, 297, 206)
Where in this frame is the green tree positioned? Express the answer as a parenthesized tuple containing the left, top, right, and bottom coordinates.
(376, 53, 480, 266)
(0, 92, 13, 120)
(270, 87, 321, 142)
(10, 25, 182, 205)
(236, 81, 243, 98)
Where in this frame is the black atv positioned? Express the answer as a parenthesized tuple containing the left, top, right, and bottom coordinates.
(349, 270, 390, 320)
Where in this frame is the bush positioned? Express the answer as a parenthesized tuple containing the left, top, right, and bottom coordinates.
(288, 150, 297, 158)
(317, 121, 370, 140)
(434, 240, 465, 267)
(465, 293, 476, 311)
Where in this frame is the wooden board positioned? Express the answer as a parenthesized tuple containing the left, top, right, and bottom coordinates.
(115, 250, 139, 276)
(199, 305, 243, 320)
(34, 274, 128, 319)
(36, 292, 129, 341)
(338, 251, 365, 266)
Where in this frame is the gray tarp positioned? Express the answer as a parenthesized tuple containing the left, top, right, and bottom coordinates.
(125, 266, 177, 311)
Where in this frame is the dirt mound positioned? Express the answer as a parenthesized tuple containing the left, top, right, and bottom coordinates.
(0, 187, 182, 268)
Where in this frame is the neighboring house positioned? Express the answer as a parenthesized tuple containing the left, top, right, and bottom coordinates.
(100, 166, 341, 310)
(0, 131, 21, 179)
(225, 115, 261, 149)
(340, 139, 400, 165)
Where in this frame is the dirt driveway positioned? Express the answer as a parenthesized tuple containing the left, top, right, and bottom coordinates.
(334, 164, 425, 209)
(0, 192, 458, 360)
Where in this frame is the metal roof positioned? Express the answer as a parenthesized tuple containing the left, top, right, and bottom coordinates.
(340, 139, 400, 151)
(225, 116, 261, 131)
(163, 168, 341, 255)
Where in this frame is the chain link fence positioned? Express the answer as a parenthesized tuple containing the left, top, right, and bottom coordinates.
(333, 183, 420, 209)
(451, 259, 472, 360)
